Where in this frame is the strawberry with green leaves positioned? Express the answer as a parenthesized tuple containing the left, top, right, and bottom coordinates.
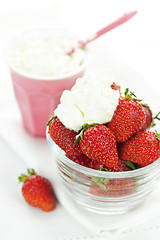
(108, 88, 146, 142)
(119, 130, 160, 167)
(19, 169, 56, 212)
(48, 117, 82, 155)
(79, 124, 118, 168)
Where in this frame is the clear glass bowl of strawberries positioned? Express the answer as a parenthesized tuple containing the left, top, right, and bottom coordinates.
(46, 73, 160, 215)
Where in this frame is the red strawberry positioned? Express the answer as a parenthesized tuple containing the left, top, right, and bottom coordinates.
(119, 130, 160, 167)
(138, 106, 152, 132)
(66, 153, 107, 170)
(111, 82, 121, 94)
(48, 117, 82, 155)
(111, 82, 119, 90)
(90, 178, 135, 197)
(124, 166, 132, 171)
(19, 169, 56, 212)
(108, 158, 127, 172)
(108, 96, 145, 142)
(80, 124, 118, 168)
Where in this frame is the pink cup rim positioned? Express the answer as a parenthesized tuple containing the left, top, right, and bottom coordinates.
(4, 27, 88, 81)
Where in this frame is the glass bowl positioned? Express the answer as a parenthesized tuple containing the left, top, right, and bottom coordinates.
(46, 131, 160, 215)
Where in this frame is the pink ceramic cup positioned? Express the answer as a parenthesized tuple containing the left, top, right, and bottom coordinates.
(4, 29, 87, 137)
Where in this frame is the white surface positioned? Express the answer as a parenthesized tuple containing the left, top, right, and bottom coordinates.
(0, 0, 160, 239)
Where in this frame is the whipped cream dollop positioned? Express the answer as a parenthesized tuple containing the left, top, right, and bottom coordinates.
(10, 31, 85, 77)
(54, 71, 120, 131)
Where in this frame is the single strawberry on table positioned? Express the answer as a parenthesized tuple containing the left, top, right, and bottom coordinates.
(79, 124, 119, 168)
(119, 130, 160, 167)
(47, 117, 82, 155)
(108, 88, 146, 143)
(19, 169, 56, 212)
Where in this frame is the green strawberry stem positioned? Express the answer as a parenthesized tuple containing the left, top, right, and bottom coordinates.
(141, 103, 150, 108)
(117, 85, 121, 91)
(124, 88, 142, 102)
(155, 130, 160, 146)
(126, 161, 137, 170)
(124, 88, 136, 98)
(27, 168, 36, 176)
(154, 112, 160, 121)
(148, 112, 160, 128)
(18, 174, 28, 183)
(18, 168, 36, 183)
(74, 123, 100, 144)
(91, 177, 110, 190)
(46, 116, 57, 126)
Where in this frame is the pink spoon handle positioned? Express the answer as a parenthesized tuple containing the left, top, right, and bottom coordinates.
(67, 11, 137, 55)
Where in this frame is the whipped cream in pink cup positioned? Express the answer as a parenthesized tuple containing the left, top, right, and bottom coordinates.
(4, 28, 87, 137)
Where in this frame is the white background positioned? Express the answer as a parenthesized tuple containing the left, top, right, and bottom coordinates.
(0, 0, 160, 239)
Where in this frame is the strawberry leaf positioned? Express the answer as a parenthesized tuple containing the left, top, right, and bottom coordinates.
(124, 88, 129, 97)
(46, 116, 57, 126)
(27, 168, 36, 176)
(81, 123, 89, 129)
(154, 112, 160, 121)
(117, 85, 121, 91)
(80, 129, 85, 140)
(141, 103, 149, 108)
(126, 161, 137, 170)
(150, 112, 160, 128)
(18, 169, 36, 183)
(155, 130, 160, 144)
(91, 177, 109, 190)
(74, 136, 80, 145)
(130, 91, 137, 98)
(124, 88, 142, 102)
(78, 123, 100, 140)
(18, 174, 28, 183)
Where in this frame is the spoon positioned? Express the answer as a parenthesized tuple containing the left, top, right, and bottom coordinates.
(67, 11, 137, 55)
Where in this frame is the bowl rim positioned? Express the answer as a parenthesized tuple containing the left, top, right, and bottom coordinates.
(3, 27, 88, 81)
(46, 130, 160, 178)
